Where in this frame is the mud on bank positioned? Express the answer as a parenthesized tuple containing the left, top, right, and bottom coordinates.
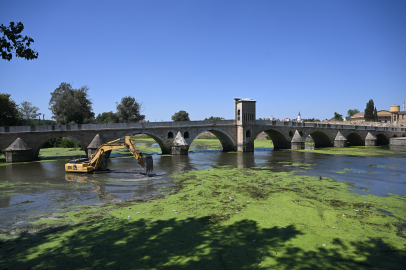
(1, 167, 405, 270)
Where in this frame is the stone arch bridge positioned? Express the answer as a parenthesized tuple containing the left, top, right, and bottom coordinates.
(1, 119, 404, 162)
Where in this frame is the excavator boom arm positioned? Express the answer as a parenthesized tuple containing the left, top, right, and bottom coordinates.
(87, 136, 153, 173)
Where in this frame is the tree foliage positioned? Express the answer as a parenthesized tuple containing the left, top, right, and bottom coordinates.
(172, 110, 190, 121)
(96, 111, 119, 124)
(1, 22, 38, 61)
(364, 99, 375, 121)
(374, 107, 378, 122)
(204, 116, 223, 121)
(0, 93, 21, 126)
(49, 83, 94, 124)
(42, 137, 81, 148)
(346, 109, 360, 121)
(333, 112, 343, 121)
(302, 118, 320, 122)
(18, 101, 41, 123)
(115, 96, 145, 123)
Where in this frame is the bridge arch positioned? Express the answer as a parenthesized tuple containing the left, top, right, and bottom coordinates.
(32, 134, 87, 160)
(122, 130, 167, 154)
(309, 131, 333, 148)
(347, 132, 364, 146)
(189, 128, 236, 152)
(376, 134, 389, 145)
(254, 129, 290, 149)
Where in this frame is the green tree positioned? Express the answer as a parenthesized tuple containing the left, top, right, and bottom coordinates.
(302, 118, 320, 122)
(49, 83, 94, 124)
(116, 96, 145, 123)
(333, 112, 343, 121)
(0, 93, 21, 126)
(96, 111, 119, 123)
(172, 110, 190, 121)
(18, 101, 41, 125)
(1, 22, 38, 61)
(204, 116, 223, 121)
(364, 99, 375, 121)
(374, 107, 378, 122)
(346, 109, 360, 121)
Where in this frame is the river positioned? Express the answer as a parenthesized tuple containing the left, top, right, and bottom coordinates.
(0, 141, 405, 234)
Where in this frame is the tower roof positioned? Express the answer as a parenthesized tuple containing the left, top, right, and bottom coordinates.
(365, 132, 377, 140)
(6, 138, 31, 151)
(87, 134, 104, 149)
(291, 130, 304, 142)
(334, 132, 347, 141)
(234, 97, 256, 102)
(172, 131, 188, 146)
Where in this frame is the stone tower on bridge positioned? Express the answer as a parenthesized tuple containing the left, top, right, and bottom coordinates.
(235, 97, 256, 152)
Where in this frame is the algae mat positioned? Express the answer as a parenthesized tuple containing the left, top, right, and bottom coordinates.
(1, 167, 405, 269)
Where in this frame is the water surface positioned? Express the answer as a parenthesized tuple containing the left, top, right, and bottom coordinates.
(0, 143, 405, 233)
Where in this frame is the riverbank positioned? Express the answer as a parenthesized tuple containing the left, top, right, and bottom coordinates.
(1, 166, 405, 269)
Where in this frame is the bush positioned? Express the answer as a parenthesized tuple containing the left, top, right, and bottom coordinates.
(42, 137, 81, 148)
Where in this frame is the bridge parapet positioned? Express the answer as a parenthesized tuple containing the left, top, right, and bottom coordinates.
(0, 120, 237, 133)
(254, 121, 405, 132)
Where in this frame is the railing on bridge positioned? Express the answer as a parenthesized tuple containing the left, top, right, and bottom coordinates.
(0, 120, 237, 133)
(254, 120, 405, 132)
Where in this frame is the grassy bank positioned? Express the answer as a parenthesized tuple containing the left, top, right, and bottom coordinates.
(1, 167, 405, 269)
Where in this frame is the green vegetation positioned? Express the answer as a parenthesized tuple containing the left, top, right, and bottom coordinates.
(364, 99, 375, 122)
(1, 22, 38, 61)
(38, 147, 86, 158)
(49, 83, 94, 125)
(1, 167, 405, 269)
(333, 112, 343, 121)
(302, 118, 320, 122)
(116, 96, 145, 123)
(346, 109, 360, 121)
(254, 140, 274, 148)
(172, 110, 190, 121)
(295, 146, 399, 156)
(17, 101, 41, 123)
(42, 137, 81, 148)
(190, 138, 222, 150)
(204, 116, 223, 121)
(95, 111, 119, 124)
(0, 93, 21, 126)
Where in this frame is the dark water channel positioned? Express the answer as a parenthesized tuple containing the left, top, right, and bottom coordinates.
(0, 143, 405, 233)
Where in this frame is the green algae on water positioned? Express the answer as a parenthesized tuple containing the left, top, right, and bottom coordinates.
(2, 167, 405, 270)
(294, 146, 400, 157)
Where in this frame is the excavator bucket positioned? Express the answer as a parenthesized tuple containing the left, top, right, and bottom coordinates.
(143, 155, 153, 173)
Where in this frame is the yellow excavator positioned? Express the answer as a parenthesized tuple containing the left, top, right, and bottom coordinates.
(65, 136, 153, 173)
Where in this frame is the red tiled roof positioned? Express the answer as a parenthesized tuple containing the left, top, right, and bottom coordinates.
(352, 112, 364, 117)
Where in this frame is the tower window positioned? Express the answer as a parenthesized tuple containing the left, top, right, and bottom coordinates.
(246, 130, 251, 138)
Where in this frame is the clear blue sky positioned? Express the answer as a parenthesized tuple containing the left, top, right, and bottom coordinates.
(1, 0, 405, 122)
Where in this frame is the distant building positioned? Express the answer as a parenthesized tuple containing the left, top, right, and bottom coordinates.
(297, 111, 302, 123)
(351, 101, 406, 123)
